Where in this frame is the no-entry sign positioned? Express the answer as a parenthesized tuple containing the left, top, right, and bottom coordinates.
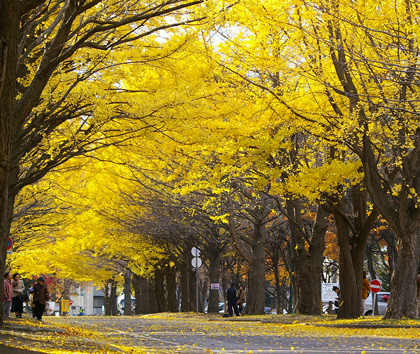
(370, 279, 381, 293)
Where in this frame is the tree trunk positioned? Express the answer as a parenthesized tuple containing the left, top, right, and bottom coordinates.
(133, 273, 150, 314)
(272, 248, 284, 313)
(179, 262, 189, 312)
(148, 279, 158, 313)
(207, 252, 221, 313)
(293, 205, 328, 315)
(333, 201, 366, 319)
(110, 280, 118, 316)
(227, 194, 268, 315)
(384, 232, 420, 319)
(246, 224, 266, 315)
(188, 267, 197, 312)
(154, 268, 166, 312)
(328, 183, 379, 319)
(0, 0, 19, 327)
(165, 267, 178, 312)
(247, 255, 265, 314)
(334, 203, 361, 319)
(362, 130, 420, 318)
(104, 280, 118, 316)
(124, 269, 132, 316)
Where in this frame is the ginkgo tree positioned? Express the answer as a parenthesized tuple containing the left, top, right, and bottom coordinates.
(10, 152, 170, 314)
(0, 0, 205, 324)
(199, 0, 420, 319)
(279, 0, 420, 319)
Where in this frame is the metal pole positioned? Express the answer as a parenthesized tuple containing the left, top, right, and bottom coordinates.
(372, 293, 375, 317)
(289, 242, 293, 314)
(196, 267, 199, 313)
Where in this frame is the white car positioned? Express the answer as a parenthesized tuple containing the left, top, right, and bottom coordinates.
(364, 292, 389, 316)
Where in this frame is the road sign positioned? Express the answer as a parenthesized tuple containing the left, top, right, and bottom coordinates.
(191, 257, 202, 268)
(211, 283, 220, 290)
(7, 237, 13, 250)
(191, 247, 201, 257)
(370, 279, 381, 293)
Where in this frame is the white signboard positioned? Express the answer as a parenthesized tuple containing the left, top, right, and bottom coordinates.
(210, 283, 220, 290)
(191, 247, 201, 257)
(322, 283, 339, 302)
(191, 257, 202, 268)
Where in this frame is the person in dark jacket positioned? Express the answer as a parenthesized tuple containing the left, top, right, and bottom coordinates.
(226, 283, 240, 316)
(332, 286, 340, 314)
(29, 277, 49, 320)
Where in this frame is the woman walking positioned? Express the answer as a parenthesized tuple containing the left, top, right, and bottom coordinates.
(3, 272, 13, 318)
(30, 277, 49, 321)
(11, 273, 25, 318)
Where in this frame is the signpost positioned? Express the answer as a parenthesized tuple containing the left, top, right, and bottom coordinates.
(370, 279, 381, 317)
(191, 247, 202, 313)
(210, 283, 219, 290)
(7, 237, 13, 255)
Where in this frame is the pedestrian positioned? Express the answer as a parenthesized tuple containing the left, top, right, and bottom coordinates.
(29, 277, 49, 321)
(361, 271, 371, 317)
(3, 272, 13, 318)
(226, 283, 240, 316)
(382, 294, 389, 303)
(332, 286, 340, 314)
(11, 273, 25, 318)
(237, 286, 246, 314)
(28, 283, 36, 318)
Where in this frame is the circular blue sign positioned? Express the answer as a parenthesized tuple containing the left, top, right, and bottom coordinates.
(7, 237, 13, 250)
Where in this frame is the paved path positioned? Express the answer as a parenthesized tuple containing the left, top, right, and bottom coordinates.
(0, 344, 42, 354)
(46, 316, 420, 354)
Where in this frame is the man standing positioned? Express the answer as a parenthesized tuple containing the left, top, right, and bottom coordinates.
(226, 283, 240, 317)
(30, 277, 49, 321)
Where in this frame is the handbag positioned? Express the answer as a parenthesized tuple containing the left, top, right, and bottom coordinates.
(29, 293, 35, 307)
(19, 292, 30, 302)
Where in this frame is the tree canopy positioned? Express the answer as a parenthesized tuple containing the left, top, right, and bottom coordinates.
(2, 0, 420, 320)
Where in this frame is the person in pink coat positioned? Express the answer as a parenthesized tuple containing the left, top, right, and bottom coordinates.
(3, 272, 13, 317)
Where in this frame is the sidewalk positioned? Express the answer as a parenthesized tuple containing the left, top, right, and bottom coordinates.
(0, 344, 43, 354)
(0, 316, 67, 354)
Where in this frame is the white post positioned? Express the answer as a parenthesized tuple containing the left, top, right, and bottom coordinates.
(372, 293, 375, 317)
(196, 267, 199, 313)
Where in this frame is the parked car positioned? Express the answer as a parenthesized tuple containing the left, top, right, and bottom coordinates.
(264, 307, 277, 315)
(364, 292, 390, 316)
(117, 293, 135, 315)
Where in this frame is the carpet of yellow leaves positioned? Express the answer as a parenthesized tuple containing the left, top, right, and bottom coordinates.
(0, 313, 419, 353)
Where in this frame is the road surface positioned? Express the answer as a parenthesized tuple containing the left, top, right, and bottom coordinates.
(46, 316, 420, 353)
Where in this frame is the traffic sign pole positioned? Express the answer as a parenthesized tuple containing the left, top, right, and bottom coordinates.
(191, 247, 201, 313)
(370, 279, 381, 317)
(372, 294, 375, 317)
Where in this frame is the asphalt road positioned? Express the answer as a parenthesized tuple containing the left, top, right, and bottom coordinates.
(0, 344, 43, 354)
(49, 316, 420, 354)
